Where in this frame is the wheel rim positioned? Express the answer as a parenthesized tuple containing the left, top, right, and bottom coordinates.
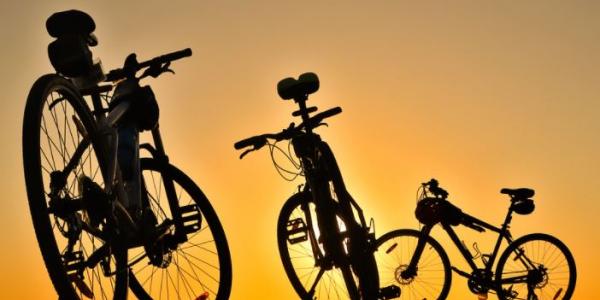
(28, 83, 120, 299)
(498, 238, 574, 300)
(375, 232, 448, 300)
(279, 199, 358, 299)
(128, 164, 225, 299)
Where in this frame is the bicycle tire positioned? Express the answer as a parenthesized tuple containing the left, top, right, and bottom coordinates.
(496, 233, 576, 300)
(128, 158, 232, 300)
(375, 229, 451, 300)
(23, 74, 128, 299)
(277, 192, 364, 299)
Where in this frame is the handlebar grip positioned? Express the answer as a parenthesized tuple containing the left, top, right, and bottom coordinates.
(106, 48, 193, 82)
(234, 136, 264, 150)
(316, 106, 342, 120)
(145, 48, 192, 67)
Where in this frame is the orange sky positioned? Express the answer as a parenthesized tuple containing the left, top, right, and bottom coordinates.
(1, 1, 598, 299)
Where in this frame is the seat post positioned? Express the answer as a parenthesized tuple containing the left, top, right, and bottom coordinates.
(501, 207, 514, 232)
(295, 97, 312, 131)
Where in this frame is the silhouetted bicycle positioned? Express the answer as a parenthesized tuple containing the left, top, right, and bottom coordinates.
(375, 179, 576, 300)
(22, 10, 231, 300)
(234, 73, 400, 300)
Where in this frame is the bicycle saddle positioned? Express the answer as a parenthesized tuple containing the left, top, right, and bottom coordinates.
(277, 72, 319, 101)
(46, 10, 96, 38)
(500, 188, 535, 199)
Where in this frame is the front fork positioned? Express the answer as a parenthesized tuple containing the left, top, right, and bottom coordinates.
(402, 225, 434, 279)
(303, 181, 375, 300)
(141, 126, 188, 244)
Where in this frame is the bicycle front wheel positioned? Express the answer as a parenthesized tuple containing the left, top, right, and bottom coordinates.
(128, 158, 232, 300)
(23, 74, 128, 299)
(277, 192, 362, 299)
(496, 233, 576, 300)
(375, 229, 451, 300)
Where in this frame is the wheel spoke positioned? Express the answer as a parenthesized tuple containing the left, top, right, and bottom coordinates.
(129, 163, 229, 299)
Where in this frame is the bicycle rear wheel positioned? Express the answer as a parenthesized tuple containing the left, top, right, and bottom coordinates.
(128, 158, 232, 300)
(22, 74, 128, 299)
(277, 192, 364, 299)
(496, 233, 576, 300)
(375, 229, 451, 300)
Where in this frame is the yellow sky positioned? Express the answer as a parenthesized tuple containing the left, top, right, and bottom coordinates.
(1, 1, 598, 299)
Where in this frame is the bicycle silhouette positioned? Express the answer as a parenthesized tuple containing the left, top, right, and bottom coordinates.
(375, 179, 576, 300)
(235, 73, 400, 300)
(22, 10, 231, 299)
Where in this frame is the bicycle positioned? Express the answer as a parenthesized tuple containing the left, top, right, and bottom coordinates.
(234, 72, 400, 300)
(375, 178, 576, 300)
(22, 10, 231, 299)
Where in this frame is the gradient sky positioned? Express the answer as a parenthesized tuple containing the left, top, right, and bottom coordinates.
(1, 1, 598, 299)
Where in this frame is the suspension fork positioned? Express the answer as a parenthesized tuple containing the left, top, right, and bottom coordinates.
(148, 125, 187, 243)
(319, 141, 367, 228)
(403, 225, 434, 278)
(305, 171, 346, 263)
(296, 188, 325, 265)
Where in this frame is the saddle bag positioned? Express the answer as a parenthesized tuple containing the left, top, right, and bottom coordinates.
(46, 10, 97, 77)
(110, 85, 160, 132)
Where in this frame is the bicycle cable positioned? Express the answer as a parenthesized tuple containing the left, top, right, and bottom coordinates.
(268, 140, 303, 181)
(416, 184, 425, 230)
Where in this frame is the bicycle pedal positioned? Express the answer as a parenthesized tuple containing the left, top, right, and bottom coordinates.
(378, 284, 401, 299)
(64, 250, 85, 276)
(286, 218, 308, 244)
(64, 250, 94, 297)
(179, 204, 202, 235)
(68, 273, 94, 298)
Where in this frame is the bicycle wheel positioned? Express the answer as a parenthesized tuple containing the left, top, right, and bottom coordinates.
(277, 192, 362, 299)
(23, 74, 128, 299)
(496, 233, 576, 300)
(128, 158, 232, 300)
(375, 229, 451, 300)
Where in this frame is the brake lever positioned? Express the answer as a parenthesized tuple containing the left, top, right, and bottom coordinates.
(239, 139, 266, 159)
(239, 148, 254, 159)
(141, 62, 175, 79)
(122, 53, 139, 79)
(279, 122, 296, 138)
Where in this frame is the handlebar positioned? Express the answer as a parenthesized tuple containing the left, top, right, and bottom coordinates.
(105, 48, 192, 81)
(423, 178, 449, 199)
(234, 134, 271, 150)
(138, 48, 192, 69)
(305, 106, 341, 128)
(234, 106, 342, 158)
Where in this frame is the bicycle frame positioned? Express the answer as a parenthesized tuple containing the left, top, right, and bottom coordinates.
(59, 85, 189, 244)
(294, 135, 369, 259)
(236, 72, 388, 299)
(407, 203, 539, 293)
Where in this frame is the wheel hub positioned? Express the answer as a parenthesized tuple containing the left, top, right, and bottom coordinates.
(143, 215, 176, 268)
(394, 264, 414, 285)
(529, 266, 549, 289)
